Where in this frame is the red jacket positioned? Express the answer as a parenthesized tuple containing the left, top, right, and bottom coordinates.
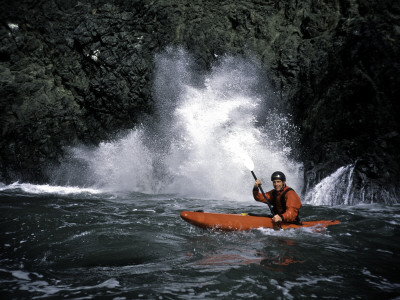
(253, 185, 302, 222)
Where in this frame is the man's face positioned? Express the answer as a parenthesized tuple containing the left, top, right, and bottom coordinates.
(272, 180, 284, 191)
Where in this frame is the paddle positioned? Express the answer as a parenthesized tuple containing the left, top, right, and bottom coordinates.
(250, 170, 282, 229)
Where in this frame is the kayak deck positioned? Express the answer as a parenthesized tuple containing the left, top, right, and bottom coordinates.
(180, 211, 340, 231)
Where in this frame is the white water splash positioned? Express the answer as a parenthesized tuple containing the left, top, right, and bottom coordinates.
(8, 23, 19, 31)
(54, 48, 303, 200)
(68, 129, 155, 192)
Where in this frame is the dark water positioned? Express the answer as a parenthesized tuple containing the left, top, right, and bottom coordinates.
(1, 185, 399, 299)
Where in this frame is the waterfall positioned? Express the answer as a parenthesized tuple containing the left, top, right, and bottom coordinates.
(305, 164, 399, 205)
(304, 164, 356, 205)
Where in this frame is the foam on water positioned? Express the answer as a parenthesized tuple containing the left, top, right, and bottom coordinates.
(274, 275, 343, 300)
(52, 48, 302, 200)
(0, 182, 103, 195)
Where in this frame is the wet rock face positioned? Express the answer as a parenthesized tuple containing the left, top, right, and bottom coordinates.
(0, 0, 399, 200)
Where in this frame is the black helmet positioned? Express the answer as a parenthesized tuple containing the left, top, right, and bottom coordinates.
(271, 171, 286, 181)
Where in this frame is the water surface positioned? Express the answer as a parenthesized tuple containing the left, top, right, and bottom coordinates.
(1, 185, 399, 299)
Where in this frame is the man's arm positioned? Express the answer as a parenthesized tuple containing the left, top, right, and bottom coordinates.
(253, 181, 271, 203)
(281, 191, 302, 222)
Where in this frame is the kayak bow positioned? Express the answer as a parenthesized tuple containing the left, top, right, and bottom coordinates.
(180, 211, 340, 231)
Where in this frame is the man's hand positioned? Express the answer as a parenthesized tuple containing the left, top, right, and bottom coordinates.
(254, 179, 261, 189)
(272, 214, 282, 223)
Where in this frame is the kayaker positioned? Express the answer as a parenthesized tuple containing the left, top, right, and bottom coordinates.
(253, 171, 302, 224)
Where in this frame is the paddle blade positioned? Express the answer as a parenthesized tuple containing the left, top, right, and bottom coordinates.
(243, 156, 254, 171)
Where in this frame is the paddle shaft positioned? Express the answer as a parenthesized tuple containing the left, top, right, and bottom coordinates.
(251, 171, 282, 229)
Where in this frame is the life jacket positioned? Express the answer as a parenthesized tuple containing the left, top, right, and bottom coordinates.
(271, 188, 301, 224)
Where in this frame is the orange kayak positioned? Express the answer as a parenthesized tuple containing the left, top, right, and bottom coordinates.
(180, 211, 340, 231)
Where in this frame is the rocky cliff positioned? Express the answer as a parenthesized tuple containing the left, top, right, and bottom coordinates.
(1, 0, 399, 202)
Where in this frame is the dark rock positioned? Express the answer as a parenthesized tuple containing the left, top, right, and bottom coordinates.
(0, 0, 399, 203)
